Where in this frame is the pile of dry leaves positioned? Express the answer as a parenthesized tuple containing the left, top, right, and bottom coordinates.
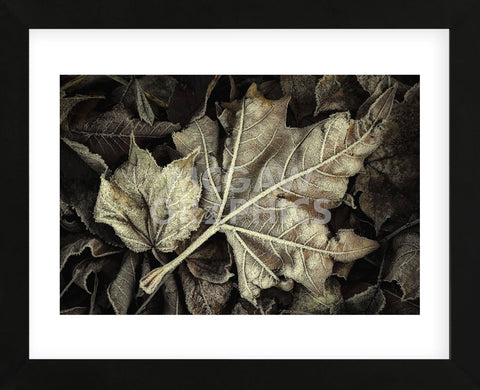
(60, 75, 419, 315)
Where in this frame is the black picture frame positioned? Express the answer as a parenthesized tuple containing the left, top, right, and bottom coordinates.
(2, 0, 478, 388)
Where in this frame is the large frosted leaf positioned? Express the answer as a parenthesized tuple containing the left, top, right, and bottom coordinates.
(141, 83, 395, 305)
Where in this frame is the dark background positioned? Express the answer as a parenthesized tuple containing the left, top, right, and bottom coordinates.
(1, 0, 478, 388)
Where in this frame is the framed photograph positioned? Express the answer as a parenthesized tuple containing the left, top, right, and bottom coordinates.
(2, 1, 476, 388)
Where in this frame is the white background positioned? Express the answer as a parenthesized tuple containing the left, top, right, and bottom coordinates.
(30, 29, 449, 359)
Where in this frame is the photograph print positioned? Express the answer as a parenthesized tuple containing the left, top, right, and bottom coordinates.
(60, 75, 420, 315)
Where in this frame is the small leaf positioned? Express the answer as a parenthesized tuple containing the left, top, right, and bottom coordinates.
(356, 75, 410, 118)
(94, 136, 204, 253)
(314, 75, 366, 116)
(178, 263, 233, 315)
(287, 278, 343, 314)
(183, 234, 234, 284)
(354, 84, 419, 232)
(64, 104, 180, 166)
(356, 75, 390, 96)
(382, 288, 420, 314)
(334, 284, 386, 314)
(112, 75, 176, 112)
(60, 306, 89, 315)
(61, 138, 108, 175)
(231, 297, 277, 315)
(60, 232, 121, 271)
(163, 231, 233, 314)
(71, 257, 112, 294)
(134, 78, 155, 125)
(385, 232, 420, 301)
(107, 251, 141, 314)
(161, 274, 184, 314)
(60, 139, 122, 246)
(60, 93, 103, 124)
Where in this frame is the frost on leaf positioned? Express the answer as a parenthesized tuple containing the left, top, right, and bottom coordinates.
(354, 83, 419, 232)
(60, 232, 121, 271)
(60, 139, 122, 246)
(134, 78, 155, 125)
(63, 104, 180, 166)
(107, 251, 142, 314)
(60, 93, 104, 124)
(94, 136, 204, 253)
(385, 232, 420, 301)
(183, 233, 234, 284)
(332, 284, 386, 314)
(178, 263, 233, 314)
(314, 75, 367, 116)
(287, 278, 343, 314)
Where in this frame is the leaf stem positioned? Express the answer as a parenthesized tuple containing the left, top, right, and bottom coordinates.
(215, 98, 245, 222)
(161, 223, 219, 274)
(60, 278, 75, 299)
(89, 273, 99, 315)
(376, 244, 388, 285)
(107, 75, 168, 108)
(380, 219, 419, 243)
(119, 76, 134, 104)
(135, 250, 165, 314)
(135, 286, 157, 314)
